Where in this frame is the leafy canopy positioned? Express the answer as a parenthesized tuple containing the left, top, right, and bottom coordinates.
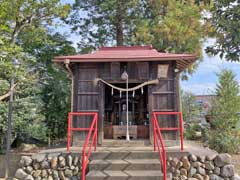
(68, 0, 203, 54)
(0, 0, 71, 148)
(206, 0, 240, 61)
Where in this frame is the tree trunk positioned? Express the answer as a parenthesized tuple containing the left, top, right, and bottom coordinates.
(116, 1, 124, 46)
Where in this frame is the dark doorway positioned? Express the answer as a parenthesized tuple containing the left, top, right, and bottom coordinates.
(103, 83, 149, 139)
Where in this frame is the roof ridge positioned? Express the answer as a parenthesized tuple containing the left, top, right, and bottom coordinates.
(99, 45, 153, 51)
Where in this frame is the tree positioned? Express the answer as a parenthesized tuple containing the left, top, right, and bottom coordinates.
(0, 0, 70, 150)
(33, 33, 75, 144)
(134, 0, 203, 77)
(206, 0, 240, 61)
(66, 0, 142, 51)
(67, 0, 205, 79)
(209, 69, 240, 153)
(67, 0, 203, 53)
(181, 90, 201, 122)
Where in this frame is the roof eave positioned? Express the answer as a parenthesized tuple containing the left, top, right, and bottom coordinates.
(53, 56, 197, 63)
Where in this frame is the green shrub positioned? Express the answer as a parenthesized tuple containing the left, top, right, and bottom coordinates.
(184, 123, 201, 140)
(209, 132, 240, 153)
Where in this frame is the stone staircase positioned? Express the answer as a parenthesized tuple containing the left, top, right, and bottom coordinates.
(86, 151, 163, 180)
(85, 140, 189, 180)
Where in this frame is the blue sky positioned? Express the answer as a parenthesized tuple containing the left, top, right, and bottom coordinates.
(56, 1, 240, 95)
(181, 39, 240, 95)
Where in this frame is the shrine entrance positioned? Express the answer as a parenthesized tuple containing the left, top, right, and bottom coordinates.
(103, 83, 149, 140)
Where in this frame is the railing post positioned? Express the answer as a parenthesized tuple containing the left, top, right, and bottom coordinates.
(81, 155, 85, 180)
(163, 152, 167, 180)
(67, 113, 71, 152)
(152, 115, 156, 151)
(179, 112, 184, 151)
(94, 113, 98, 151)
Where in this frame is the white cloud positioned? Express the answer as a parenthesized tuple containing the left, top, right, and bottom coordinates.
(181, 39, 240, 95)
(181, 82, 216, 95)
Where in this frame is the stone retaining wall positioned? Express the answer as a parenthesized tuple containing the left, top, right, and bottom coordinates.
(14, 153, 82, 180)
(167, 153, 240, 180)
(14, 152, 240, 180)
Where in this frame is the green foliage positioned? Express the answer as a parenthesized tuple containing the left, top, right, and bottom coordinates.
(16, 32, 75, 143)
(211, 69, 240, 131)
(209, 131, 240, 153)
(181, 90, 202, 122)
(36, 33, 75, 142)
(68, 0, 206, 78)
(0, 0, 72, 150)
(135, 0, 202, 55)
(68, 0, 203, 53)
(67, 0, 142, 50)
(135, 0, 203, 78)
(185, 123, 202, 140)
(209, 69, 240, 153)
(206, 0, 240, 61)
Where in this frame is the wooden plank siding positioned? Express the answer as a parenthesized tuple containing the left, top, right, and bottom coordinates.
(72, 63, 101, 145)
(148, 61, 178, 144)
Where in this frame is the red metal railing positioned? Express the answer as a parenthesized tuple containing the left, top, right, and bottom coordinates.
(152, 111, 184, 180)
(152, 113, 167, 180)
(153, 111, 184, 151)
(67, 112, 98, 180)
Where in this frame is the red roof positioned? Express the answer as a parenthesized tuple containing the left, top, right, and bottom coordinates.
(53, 45, 198, 71)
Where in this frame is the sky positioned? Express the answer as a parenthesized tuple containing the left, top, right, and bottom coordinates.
(181, 39, 240, 95)
(56, 1, 240, 95)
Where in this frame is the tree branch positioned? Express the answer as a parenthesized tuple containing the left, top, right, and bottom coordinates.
(0, 83, 18, 101)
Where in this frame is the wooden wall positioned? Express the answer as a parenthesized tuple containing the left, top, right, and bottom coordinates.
(71, 61, 179, 145)
(72, 63, 103, 145)
(148, 61, 179, 145)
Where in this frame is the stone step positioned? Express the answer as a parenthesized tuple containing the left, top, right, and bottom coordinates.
(86, 170, 164, 180)
(89, 159, 161, 171)
(101, 140, 150, 147)
(90, 150, 188, 160)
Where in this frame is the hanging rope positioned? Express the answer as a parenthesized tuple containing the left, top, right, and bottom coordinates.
(93, 78, 159, 92)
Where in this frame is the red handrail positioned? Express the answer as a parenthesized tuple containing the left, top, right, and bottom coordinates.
(153, 111, 184, 151)
(67, 112, 98, 152)
(152, 111, 184, 180)
(152, 113, 167, 180)
(67, 112, 98, 180)
(81, 113, 98, 180)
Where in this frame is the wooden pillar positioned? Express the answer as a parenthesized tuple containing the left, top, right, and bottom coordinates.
(148, 86, 153, 144)
(98, 83, 104, 145)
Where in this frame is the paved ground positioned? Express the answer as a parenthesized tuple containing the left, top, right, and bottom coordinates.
(39, 140, 217, 158)
(232, 154, 240, 174)
(0, 152, 34, 179)
(0, 153, 21, 179)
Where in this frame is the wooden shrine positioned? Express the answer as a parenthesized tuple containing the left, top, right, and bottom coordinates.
(53, 45, 197, 145)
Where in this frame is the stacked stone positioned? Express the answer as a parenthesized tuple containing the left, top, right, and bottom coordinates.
(167, 153, 240, 180)
(14, 153, 82, 180)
